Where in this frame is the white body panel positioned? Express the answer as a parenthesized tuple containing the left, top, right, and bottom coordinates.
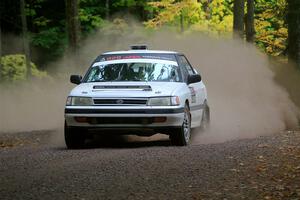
(65, 53, 208, 133)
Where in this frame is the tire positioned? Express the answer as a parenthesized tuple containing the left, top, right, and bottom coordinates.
(200, 102, 210, 131)
(170, 104, 191, 146)
(64, 121, 86, 149)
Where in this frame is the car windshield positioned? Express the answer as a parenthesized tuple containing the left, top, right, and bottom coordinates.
(85, 62, 180, 82)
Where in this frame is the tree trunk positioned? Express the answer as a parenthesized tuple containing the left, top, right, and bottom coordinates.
(180, 12, 184, 33)
(65, 0, 80, 53)
(20, 0, 31, 78)
(246, 0, 255, 43)
(0, 20, 2, 80)
(105, 0, 109, 20)
(205, 0, 212, 20)
(287, 0, 300, 69)
(233, 0, 245, 39)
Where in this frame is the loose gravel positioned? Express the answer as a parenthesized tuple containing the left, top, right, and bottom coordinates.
(0, 130, 299, 200)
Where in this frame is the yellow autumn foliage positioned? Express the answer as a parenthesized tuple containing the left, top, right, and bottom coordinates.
(145, 0, 288, 57)
(145, 0, 233, 36)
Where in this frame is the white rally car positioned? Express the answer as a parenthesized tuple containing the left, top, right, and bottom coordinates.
(65, 45, 210, 148)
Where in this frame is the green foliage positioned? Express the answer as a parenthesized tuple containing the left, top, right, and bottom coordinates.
(190, 0, 233, 36)
(31, 27, 64, 49)
(255, 0, 288, 56)
(112, 0, 149, 10)
(112, 0, 154, 21)
(31, 27, 67, 61)
(145, 0, 233, 36)
(1, 0, 291, 72)
(79, 0, 106, 35)
(146, 0, 289, 56)
(33, 16, 51, 27)
(24, 0, 67, 62)
(113, 0, 139, 7)
(25, 0, 45, 17)
(0, 55, 47, 82)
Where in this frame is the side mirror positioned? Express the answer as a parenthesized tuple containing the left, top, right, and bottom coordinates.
(70, 75, 82, 85)
(187, 74, 201, 85)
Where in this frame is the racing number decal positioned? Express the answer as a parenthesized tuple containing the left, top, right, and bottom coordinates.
(189, 87, 196, 103)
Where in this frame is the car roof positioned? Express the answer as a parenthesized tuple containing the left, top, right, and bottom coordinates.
(102, 50, 180, 55)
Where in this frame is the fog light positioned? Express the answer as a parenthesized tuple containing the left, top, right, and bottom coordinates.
(153, 117, 167, 123)
(74, 117, 88, 123)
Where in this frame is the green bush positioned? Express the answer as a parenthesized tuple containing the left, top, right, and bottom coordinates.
(0, 54, 47, 81)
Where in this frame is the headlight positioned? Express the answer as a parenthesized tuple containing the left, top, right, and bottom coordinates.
(66, 97, 93, 106)
(66, 97, 72, 105)
(147, 96, 180, 106)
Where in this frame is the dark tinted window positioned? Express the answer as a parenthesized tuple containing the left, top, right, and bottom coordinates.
(178, 55, 195, 75)
(85, 62, 180, 82)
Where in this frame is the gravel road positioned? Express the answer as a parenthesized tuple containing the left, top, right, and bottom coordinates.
(0, 130, 300, 200)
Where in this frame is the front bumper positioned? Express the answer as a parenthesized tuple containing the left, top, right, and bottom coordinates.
(64, 106, 184, 128)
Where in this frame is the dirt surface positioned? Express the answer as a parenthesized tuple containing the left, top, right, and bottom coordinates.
(0, 130, 300, 200)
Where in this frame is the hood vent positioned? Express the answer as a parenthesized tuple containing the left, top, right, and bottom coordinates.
(93, 85, 152, 91)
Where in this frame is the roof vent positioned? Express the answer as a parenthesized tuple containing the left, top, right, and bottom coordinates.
(130, 44, 148, 50)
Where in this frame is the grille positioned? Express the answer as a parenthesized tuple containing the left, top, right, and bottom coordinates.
(93, 98, 148, 105)
(87, 117, 153, 124)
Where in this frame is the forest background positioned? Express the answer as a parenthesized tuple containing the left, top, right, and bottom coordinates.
(0, 0, 299, 83)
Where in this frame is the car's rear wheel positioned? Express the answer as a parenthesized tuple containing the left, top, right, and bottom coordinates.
(64, 121, 86, 149)
(170, 104, 191, 146)
(200, 101, 210, 131)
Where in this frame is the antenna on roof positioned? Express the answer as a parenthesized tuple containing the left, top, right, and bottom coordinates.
(130, 44, 148, 50)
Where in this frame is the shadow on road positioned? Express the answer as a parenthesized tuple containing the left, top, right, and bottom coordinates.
(62, 134, 172, 149)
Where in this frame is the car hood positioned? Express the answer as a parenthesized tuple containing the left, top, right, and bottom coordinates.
(69, 82, 185, 98)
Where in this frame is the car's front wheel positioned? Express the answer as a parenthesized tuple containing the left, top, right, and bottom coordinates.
(64, 121, 86, 149)
(170, 104, 191, 146)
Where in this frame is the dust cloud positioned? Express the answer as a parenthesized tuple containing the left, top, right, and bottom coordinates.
(136, 32, 299, 144)
(0, 81, 68, 133)
(176, 35, 300, 144)
(0, 29, 299, 145)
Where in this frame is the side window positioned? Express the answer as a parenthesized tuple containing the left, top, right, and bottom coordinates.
(178, 55, 195, 75)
